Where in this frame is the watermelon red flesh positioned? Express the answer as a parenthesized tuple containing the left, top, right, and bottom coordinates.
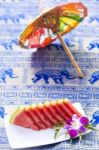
(33, 108, 53, 128)
(58, 102, 74, 118)
(63, 101, 82, 117)
(53, 104, 70, 120)
(25, 109, 41, 130)
(40, 106, 58, 125)
(13, 111, 39, 130)
(48, 104, 65, 122)
(29, 106, 58, 129)
(26, 109, 47, 130)
(38, 108, 55, 127)
(44, 106, 60, 125)
(30, 124, 40, 130)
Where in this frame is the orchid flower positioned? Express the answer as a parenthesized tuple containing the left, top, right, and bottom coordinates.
(54, 114, 96, 141)
(64, 114, 89, 138)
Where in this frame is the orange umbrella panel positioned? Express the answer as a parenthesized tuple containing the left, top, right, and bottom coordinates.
(19, 2, 87, 49)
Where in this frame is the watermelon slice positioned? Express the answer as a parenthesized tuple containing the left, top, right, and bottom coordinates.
(10, 99, 82, 130)
(10, 107, 40, 130)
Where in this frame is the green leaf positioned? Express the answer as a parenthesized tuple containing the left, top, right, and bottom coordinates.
(79, 134, 83, 143)
(54, 128, 60, 139)
(86, 125, 98, 131)
(86, 124, 98, 131)
(69, 138, 73, 144)
(64, 132, 68, 138)
(54, 126, 62, 139)
(54, 122, 64, 139)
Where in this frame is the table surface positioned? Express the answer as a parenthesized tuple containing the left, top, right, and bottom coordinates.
(0, 0, 99, 150)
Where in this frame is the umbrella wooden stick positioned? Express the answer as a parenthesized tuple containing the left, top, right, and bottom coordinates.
(56, 32, 83, 78)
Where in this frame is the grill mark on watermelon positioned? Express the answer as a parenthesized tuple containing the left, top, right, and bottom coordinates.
(39, 107, 54, 128)
(42, 106, 58, 125)
(39, 106, 56, 127)
(63, 101, 81, 117)
(33, 108, 49, 129)
(25, 109, 41, 130)
(59, 103, 73, 118)
(49, 104, 65, 122)
(54, 104, 70, 121)
(31, 123, 40, 130)
(27, 109, 47, 129)
(44, 106, 59, 124)
(35, 107, 53, 128)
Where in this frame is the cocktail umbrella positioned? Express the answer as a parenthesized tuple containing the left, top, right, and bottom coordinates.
(19, 2, 87, 77)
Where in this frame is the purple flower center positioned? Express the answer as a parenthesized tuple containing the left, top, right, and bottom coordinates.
(79, 126, 86, 133)
(66, 119, 72, 125)
(80, 116, 89, 126)
(69, 129, 79, 138)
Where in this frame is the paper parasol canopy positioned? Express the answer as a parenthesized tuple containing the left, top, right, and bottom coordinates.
(19, 2, 87, 77)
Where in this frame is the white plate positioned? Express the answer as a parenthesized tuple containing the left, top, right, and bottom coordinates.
(4, 102, 90, 149)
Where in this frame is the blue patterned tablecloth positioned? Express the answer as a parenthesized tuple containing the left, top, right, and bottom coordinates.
(0, 0, 99, 149)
